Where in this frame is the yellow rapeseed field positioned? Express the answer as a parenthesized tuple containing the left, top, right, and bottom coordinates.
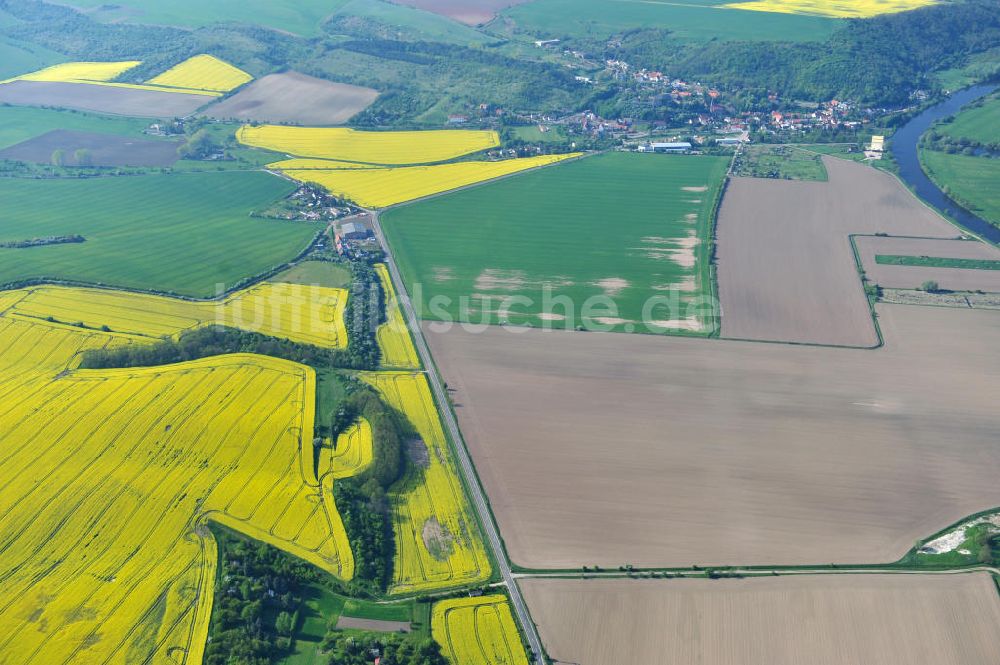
(0, 285, 366, 664)
(281, 153, 581, 208)
(0, 59, 141, 84)
(267, 157, 384, 170)
(724, 0, 934, 18)
(237, 125, 501, 165)
(375, 263, 421, 369)
(330, 417, 374, 479)
(359, 371, 491, 594)
(0, 334, 350, 662)
(146, 54, 253, 93)
(432, 595, 530, 665)
(8, 282, 349, 348)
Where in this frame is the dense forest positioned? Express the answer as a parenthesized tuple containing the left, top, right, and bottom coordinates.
(330, 386, 412, 590)
(204, 527, 447, 665)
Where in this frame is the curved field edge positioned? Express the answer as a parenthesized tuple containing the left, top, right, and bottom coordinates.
(0, 292, 361, 663)
(431, 595, 530, 665)
(359, 370, 492, 594)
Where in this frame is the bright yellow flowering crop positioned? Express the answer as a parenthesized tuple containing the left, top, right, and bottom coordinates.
(359, 371, 491, 593)
(375, 263, 421, 369)
(724, 0, 934, 17)
(0, 285, 363, 664)
(432, 595, 530, 665)
(281, 153, 581, 208)
(147, 54, 253, 93)
(8, 282, 348, 348)
(237, 125, 501, 165)
(0, 338, 351, 663)
(0, 60, 141, 84)
(330, 417, 374, 478)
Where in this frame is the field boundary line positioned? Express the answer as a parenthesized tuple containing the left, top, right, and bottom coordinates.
(369, 211, 546, 665)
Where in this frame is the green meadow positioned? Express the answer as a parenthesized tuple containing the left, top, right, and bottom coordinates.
(67, 0, 489, 41)
(0, 171, 317, 296)
(500, 0, 838, 42)
(381, 151, 729, 334)
(937, 93, 1000, 144)
(921, 150, 1000, 230)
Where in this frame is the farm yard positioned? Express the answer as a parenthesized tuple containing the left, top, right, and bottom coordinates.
(0, 172, 317, 297)
(381, 152, 728, 332)
(716, 156, 957, 347)
(424, 303, 1000, 568)
(522, 574, 1000, 665)
(431, 595, 529, 665)
(855, 236, 1000, 292)
(203, 72, 379, 125)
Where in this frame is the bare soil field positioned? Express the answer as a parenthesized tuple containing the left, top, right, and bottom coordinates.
(425, 304, 1000, 568)
(521, 574, 1000, 665)
(717, 157, 959, 347)
(0, 129, 180, 166)
(202, 72, 378, 125)
(335, 617, 412, 633)
(856, 236, 1000, 293)
(0, 80, 209, 117)
(388, 0, 531, 25)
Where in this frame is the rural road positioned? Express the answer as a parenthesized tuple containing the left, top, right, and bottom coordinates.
(369, 211, 547, 665)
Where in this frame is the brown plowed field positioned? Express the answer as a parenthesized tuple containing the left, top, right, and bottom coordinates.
(0, 129, 180, 167)
(389, 0, 531, 25)
(202, 72, 378, 126)
(716, 157, 957, 347)
(521, 573, 1000, 665)
(855, 236, 1000, 292)
(0, 80, 209, 117)
(425, 304, 1000, 568)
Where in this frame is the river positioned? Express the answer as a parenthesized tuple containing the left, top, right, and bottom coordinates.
(891, 83, 999, 244)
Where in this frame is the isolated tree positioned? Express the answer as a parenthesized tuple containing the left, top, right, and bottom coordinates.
(274, 611, 294, 636)
(921, 280, 940, 293)
(50, 149, 65, 166)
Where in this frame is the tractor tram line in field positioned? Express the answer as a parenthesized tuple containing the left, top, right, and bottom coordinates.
(369, 209, 547, 665)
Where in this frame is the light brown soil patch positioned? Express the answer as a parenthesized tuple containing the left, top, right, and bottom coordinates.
(591, 277, 629, 296)
(474, 269, 528, 292)
(716, 157, 957, 346)
(422, 517, 453, 561)
(406, 437, 429, 469)
(0, 80, 209, 118)
(522, 573, 1000, 665)
(335, 616, 411, 633)
(202, 72, 378, 125)
(388, 0, 531, 24)
(425, 304, 1000, 568)
(856, 236, 1000, 292)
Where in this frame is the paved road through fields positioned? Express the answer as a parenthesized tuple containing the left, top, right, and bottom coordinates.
(370, 212, 546, 665)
